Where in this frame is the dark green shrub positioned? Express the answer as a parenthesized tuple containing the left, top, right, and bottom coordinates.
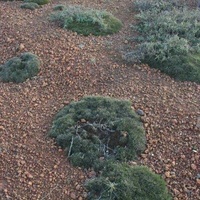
(50, 5, 122, 36)
(24, 0, 50, 5)
(49, 96, 146, 169)
(20, 2, 40, 10)
(86, 163, 172, 200)
(125, 0, 200, 83)
(0, 52, 40, 83)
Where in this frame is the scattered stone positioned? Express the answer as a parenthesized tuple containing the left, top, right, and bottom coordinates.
(173, 188, 180, 195)
(53, 165, 58, 169)
(141, 154, 147, 158)
(88, 170, 96, 178)
(18, 43, 25, 51)
(42, 82, 48, 87)
(76, 184, 81, 190)
(0, 181, 4, 192)
(172, 118, 178, 124)
(197, 116, 200, 128)
(170, 171, 176, 177)
(0, 125, 5, 131)
(172, 161, 176, 166)
(6, 37, 12, 43)
(191, 164, 197, 170)
(136, 109, 145, 116)
(78, 44, 85, 49)
(28, 181, 32, 186)
(129, 161, 137, 166)
(80, 119, 86, 123)
(82, 192, 88, 198)
(181, 154, 186, 159)
(165, 171, 171, 178)
(40, 174, 44, 178)
(192, 149, 198, 153)
(25, 172, 33, 179)
(70, 192, 76, 199)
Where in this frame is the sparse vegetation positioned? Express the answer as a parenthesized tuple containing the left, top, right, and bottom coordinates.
(125, 0, 200, 83)
(21, 2, 40, 10)
(49, 96, 146, 169)
(0, 0, 198, 199)
(50, 5, 122, 36)
(0, 52, 40, 83)
(86, 163, 172, 200)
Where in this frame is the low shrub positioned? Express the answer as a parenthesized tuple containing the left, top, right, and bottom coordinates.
(23, 0, 50, 6)
(20, 2, 40, 10)
(50, 5, 122, 36)
(0, 52, 40, 83)
(125, 0, 200, 83)
(86, 163, 172, 200)
(133, 0, 185, 12)
(49, 96, 146, 169)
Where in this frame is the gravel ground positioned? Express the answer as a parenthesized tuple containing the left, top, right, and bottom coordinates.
(0, 0, 199, 199)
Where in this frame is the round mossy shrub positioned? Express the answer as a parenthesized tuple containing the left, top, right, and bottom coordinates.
(49, 96, 146, 169)
(23, 0, 50, 5)
(50, 6, 122, 36)
(86, 163, 172, 200)
(0, 52, 40, 83)
(21, 2, 40, 10)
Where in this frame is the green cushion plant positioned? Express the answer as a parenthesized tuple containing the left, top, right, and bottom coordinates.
(0, 52, 40, 83)
(21, 2, 40, 10)
(23, 0, 50, 6)
(86, 162, 172, 200)
(49, 96, 146, 169)
(50, 5, 122, 36)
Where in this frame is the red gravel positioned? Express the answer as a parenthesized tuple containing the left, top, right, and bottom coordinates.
(0, 0, 199, 199)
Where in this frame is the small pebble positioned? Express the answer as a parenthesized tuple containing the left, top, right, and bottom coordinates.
(70, 192, 76, 199)
(136, 109, 145, 116)
(191, 164, 197, 170)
